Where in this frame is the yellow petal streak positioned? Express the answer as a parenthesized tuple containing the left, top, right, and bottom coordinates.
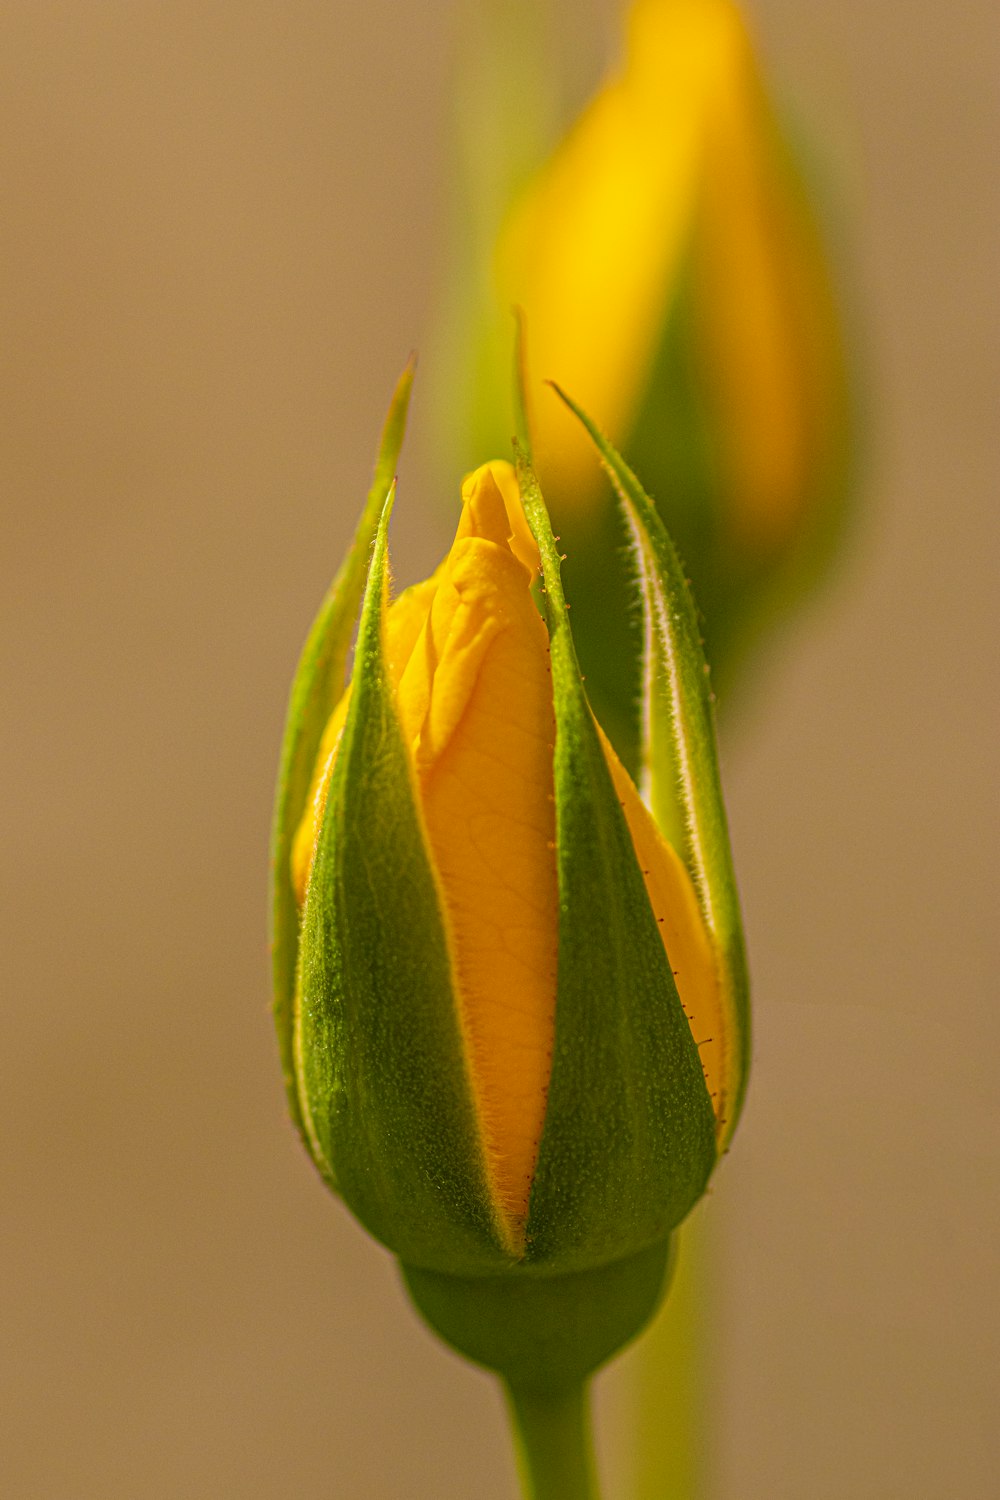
(394, 467, 556, 1242)
(599, 726, 730, 1134)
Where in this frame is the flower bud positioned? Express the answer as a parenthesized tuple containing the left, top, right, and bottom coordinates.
(271, 367, 749, 1386)
(437, 0, 854, 743)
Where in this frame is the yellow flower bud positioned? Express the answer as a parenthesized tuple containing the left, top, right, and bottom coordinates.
(272, 365, 750, 1397)
(291, 460, 726, 1251)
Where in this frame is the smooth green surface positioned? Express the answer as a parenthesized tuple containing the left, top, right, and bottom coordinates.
(295, 494, 511, 1272)
(506, 1382, 600, 1500)
(516, 449, 717, 1268)
(550, 393, 751, 1143)
(402, 1240, 673, 1392)
(631, 1211, 712, 1500)
(269, 359, 414, 1155)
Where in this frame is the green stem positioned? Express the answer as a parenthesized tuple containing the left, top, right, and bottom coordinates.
(504, 1381, 600, 1500)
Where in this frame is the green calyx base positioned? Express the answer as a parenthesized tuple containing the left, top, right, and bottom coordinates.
(401, 1237, 674, 1393)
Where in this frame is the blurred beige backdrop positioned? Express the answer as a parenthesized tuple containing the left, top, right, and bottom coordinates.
(2, 2, 996, 1496)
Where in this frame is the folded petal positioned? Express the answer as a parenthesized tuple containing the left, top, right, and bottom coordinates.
(397, 466, 558, 1235)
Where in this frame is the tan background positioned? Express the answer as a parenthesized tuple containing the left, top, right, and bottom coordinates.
(2, 2, 996, 1496)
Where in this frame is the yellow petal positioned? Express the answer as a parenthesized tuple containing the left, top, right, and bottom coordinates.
(598, 723, 731, 1133)
(290, 686, 352, 906)
(461, 459, 540, 578)
(397, 466, 558, 1241)
(290, 570, 441, 905)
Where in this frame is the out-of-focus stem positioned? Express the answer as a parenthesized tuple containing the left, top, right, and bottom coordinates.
(632, 1208, 713, 1499)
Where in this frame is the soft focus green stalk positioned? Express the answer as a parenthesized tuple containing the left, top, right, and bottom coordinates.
(631, 1211, 713, 1499)
(506, 1382, 600, 1500)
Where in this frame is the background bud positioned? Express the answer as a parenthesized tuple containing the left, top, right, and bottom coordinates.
(432, 0, 856, 764)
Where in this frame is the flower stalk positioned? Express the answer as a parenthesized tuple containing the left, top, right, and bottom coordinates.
(506, 1382, 599, 1500)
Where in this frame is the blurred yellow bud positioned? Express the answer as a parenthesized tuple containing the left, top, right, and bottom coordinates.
(432, 0, 856, 748)
(499, 0, 848, 556)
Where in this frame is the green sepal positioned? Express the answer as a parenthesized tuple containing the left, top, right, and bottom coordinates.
(515, 446, 717, 1272)
(270, 360, 415, 1156)
(294, 490, 515, 1275)
(402, 1237, 674, 1393)
(552, 388, 751, 1141)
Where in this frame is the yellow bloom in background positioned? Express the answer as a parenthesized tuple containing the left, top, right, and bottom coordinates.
(434, 0, 855, 750)
(500, 0, 846, 553)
